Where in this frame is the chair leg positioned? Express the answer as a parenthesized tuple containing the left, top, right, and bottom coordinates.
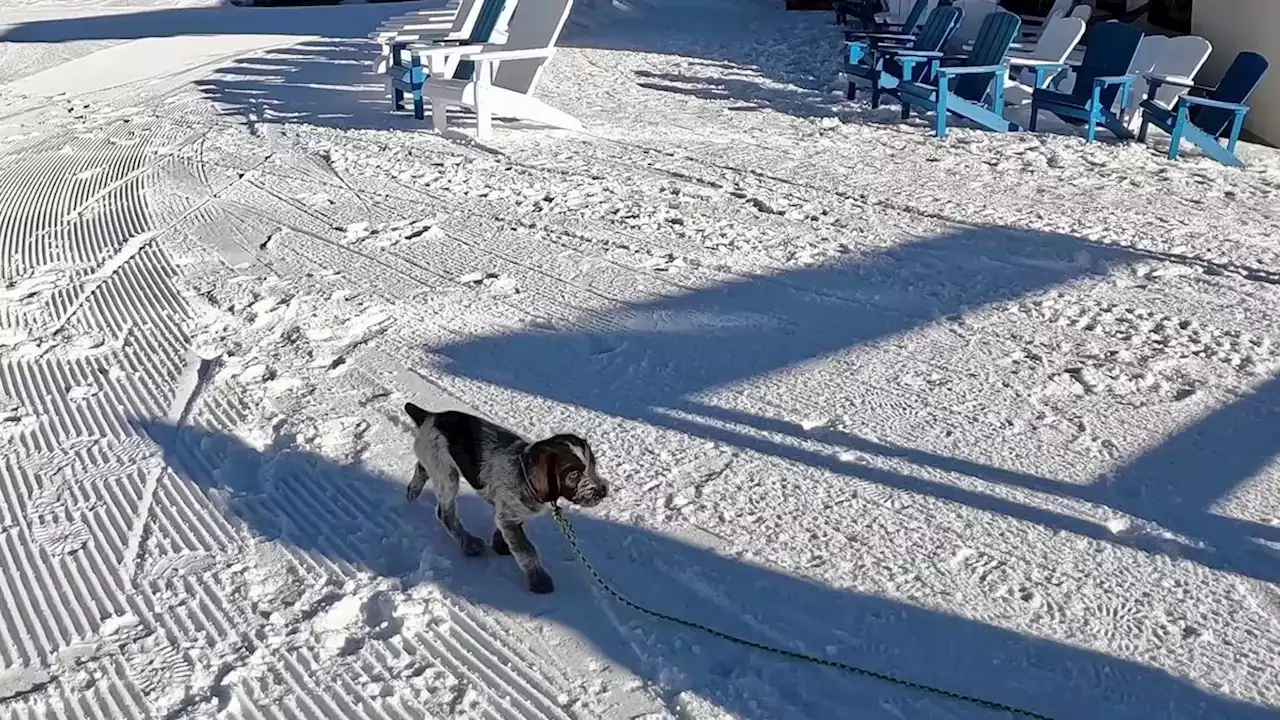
(393, 87, 404, 112)
(1226, 112, 1246, 154)
(872, 79, 882, 109)
(475, 62, 493, 141)
(1167, 121, 1183, 160)
(846, 77, 857, 101)
(1028, 103, 1039, 132)
(1168, 105, 1188, 161)
(1085, 113, 1097, 143)
(935, 86, 949, 138)
(410, 54, 425, 120)
(1137, 117, 1150, 143)
(432, 100, 448, 132)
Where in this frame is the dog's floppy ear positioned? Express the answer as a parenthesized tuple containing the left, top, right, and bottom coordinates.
(524, 439, 563, 504)
(404, 402, 431, 427)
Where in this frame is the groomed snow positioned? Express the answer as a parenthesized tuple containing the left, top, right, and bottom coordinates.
(1, 0, 1279, 718)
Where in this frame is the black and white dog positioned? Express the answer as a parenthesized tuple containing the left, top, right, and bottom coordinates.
(403, 402, 608, 594)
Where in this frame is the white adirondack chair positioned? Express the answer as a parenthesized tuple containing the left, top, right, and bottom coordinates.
(391, 0, 579, 140)
(1002, 17, 1086, 107)
(1119, 35, 1212, 131)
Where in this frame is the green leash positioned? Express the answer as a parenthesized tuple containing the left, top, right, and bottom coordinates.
(551, 506, 1054, 720)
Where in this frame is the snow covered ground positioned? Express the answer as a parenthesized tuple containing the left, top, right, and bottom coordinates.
(2, 0, 1280, 717)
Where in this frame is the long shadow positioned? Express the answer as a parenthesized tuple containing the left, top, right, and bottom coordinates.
(0, 0, 852, 121)
(0, 1, 427, 43)
(421, 223, 1280, 583)
(191, 40, 530, 132)
(136, 417, 1276, 719)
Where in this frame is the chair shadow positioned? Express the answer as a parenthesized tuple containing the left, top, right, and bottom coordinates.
(135, 417, 1276, 720)
(193, 39, 558, 133)
(421, 222, 1280, 584)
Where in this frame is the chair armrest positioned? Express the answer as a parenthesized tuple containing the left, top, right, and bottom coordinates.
(1142, 73, 1217, 95)
(408, 43, 487, 61)
(464, 47, 555, 62)
(1142, 72, 1192, 88)
(937, 63, 1008, 77)
(1180, 95, 1250, 113)
(1092, 74, 1136, 87)
(881, 49, 943, 58)
(1007, 57, 1066, 68)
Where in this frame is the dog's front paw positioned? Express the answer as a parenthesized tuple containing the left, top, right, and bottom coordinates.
(407, 465, 427, 501)
(461, 534, 487, 557)
(491, 529, 511, 555)
(525, 567, 554, 594)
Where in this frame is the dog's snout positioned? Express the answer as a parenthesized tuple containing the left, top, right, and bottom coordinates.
(575, 480, 608, 506)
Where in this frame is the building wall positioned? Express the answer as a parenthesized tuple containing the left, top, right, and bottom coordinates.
(1190, 0, 1278, 145)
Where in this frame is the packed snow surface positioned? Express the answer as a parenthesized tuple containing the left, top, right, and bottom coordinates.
(2, 0, 1280, 718)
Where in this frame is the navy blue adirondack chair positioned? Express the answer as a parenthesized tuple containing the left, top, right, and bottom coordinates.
(896, 9, 1022, 138)
(843, 0, 928, 43)
(1028, 21, 1145, 142)
(390, 0, 510, 120)
(843, 0, 933, 69)
(844, 5, 963, 107)
(1138, 51, 1270, 168)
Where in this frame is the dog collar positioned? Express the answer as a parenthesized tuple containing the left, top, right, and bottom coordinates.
(519, 453, 553, 507)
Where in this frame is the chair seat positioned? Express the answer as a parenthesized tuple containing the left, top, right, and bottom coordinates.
(1138, 99, 1177, 131)
(1032, 87, 1086, 109)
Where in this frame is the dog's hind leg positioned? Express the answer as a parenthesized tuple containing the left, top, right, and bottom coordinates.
(434, 468, 486, 557)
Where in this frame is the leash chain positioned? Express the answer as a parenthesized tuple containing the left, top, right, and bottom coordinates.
(551, 507, 1054, 720)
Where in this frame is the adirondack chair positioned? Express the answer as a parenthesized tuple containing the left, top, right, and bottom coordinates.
(896, 9, 1022, 137)
(390, 0, 580, 140)
(944, 0, 1002, 55)
(842, 0, 935, 65)
(1016, 0, 1069, 39)
(1028, 21, 1145, 142)
(377, 0, 515, 77)
(1119, 35, 1213, 133)
(1138, 51, 1270, 167)
(386, 0, 512, 92)
(844, 0, 928, 39)
(1001, 16, 1085, 107)
(836, 0, 885, 29)
(844, 4, 963, 106)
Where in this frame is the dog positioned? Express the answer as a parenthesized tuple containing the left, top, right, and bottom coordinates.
(403, 402, 608, 594)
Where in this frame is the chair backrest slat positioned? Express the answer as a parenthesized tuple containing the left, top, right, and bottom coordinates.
(1191, 51, 1270, 136)
(492, 0, 576, 93)
(1043, 0, 1073, 24)
(1029, 16, 1085, 63)
(1072, 21, 1145, 109)
(453, 0, 513, 79)
(912, 4, 963, 53)
(953, 10, 1020, 101)
(1133, 35, 1211, 115)
(899, 0, 930, 31)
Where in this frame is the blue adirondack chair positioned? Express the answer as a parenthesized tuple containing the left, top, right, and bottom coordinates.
(844, 5, 964, 107)
(896, 10, 1022, 138)
(390, 0, 510, 119)
(843, 0, 934, 69)
(843, 0, 928, 42)
(1137, 51, 1270, 168)
(1027, 21, 1146, 142)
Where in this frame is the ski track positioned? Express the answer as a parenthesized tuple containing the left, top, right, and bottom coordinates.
(1, 62, 596, 720)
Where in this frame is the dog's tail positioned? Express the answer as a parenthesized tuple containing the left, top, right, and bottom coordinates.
(404, 402, 433, 427)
